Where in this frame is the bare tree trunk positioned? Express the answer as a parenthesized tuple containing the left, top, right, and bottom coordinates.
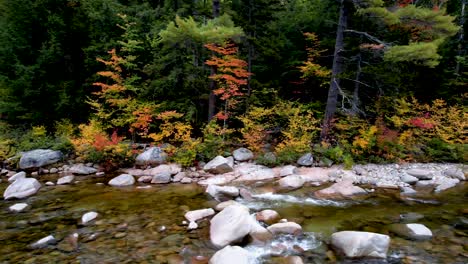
(456, 0, 466, 74)
(320, 0, 348, 142)
(350, 53, 361, 115)
(208, 0, 221, 121)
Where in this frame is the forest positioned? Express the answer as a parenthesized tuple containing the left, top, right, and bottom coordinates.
(0, 0, 466, 169)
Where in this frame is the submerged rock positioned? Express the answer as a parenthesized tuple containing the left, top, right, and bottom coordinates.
(210, 205, 252, 248)
(108, 174, 135, 187)
(204, 156, 234, 174)
(9, 203, 29, 212)
(206, 185, 239, 202)
(19, 149, 62, 169)
(209, 246, 251, 264)
(4, 178, 41, 199)
(30, 235, 57, 249)
(331, 231, 390, 259)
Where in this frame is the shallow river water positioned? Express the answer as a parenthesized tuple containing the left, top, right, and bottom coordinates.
(0, 173, 467, 263)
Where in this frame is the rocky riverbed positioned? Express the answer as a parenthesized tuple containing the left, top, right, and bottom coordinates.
(1, 150, 467, 263)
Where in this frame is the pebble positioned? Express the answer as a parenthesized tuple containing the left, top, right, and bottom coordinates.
(114, 232, 127, 238)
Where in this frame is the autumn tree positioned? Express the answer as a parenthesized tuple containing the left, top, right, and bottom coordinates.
(205, 42, 251, 129)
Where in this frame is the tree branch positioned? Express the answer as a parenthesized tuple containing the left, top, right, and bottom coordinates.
(344, 29, 390, 47)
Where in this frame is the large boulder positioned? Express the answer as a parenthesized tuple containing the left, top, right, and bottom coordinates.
(185, 208, 215, 222)
(19, 149, 62, 169)
(108, 174, 135, 187)
(204, 156, 233, 174)
(389, 223, 432, 240)
(206, 185, 239, 201)
(314, 180, 367, 199)
(68, 164, 97, 175)
(4, 178, 41, 199)
(210, 205, 252, 248)
(209, 246, 251, 264)
(278, 175, 305, 189)
(331, 231, 390, 259)
(232, 148, 254, 162)
(135, 147, 168, 166)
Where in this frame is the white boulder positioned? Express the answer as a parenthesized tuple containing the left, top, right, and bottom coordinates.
(4, 178, 41, 199)
(331, 231, 390, 258)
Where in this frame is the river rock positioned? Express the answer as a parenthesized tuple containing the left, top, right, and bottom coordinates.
(389, 223, 432, 240)
(206, 185, 239, 201)
(400, 186, 417, 195)
(57, 175, 75, 185)
(210, 204, 252, 248)
(297, 153, 313, 166)
(198, 173, 238, 186)
(234, 164, 276, 182)
(49, 168, 58, 174)
(30, 235, 57, 249)
(406, 169, 433, 180)
(151, 171, 172, 184)
(314, 180, 366, 199)
(278, 175, 305, 189)
(233, 148, 254, 161)
(331, 231, 390, 258)
(256, 209, 280, 225)
(45, 181, 55, 186)
(108, 174, 135, 187)
(435, 178, 459, 193)
(135, 147, 168, 166)
(249, 218, 273, 244)
(443, 168, 465, 180)
(8, 171, 26, 182)
(82, 211, 98, 224)
(9, 203, 29, 212)
(172, 172, 186, 182)
(137, 176, 153, 183)
(69, 164, 97, 175)
(279, 165, 297, 177)
(267, 222, 302, 235)
(181, 177, 193, 184)
(400, 212, 424, 223)
(185, 208, 215, 222)
(209, 246, 251, 264)
(400, 174, 419, 184)
(19, 149, 63, 169)
(204, 156, 233, 174)
(188, 221, 198, 230)
(295, 167, 331, 183)
(214, 200, 241, 211)
(4, 178, 41, 199)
